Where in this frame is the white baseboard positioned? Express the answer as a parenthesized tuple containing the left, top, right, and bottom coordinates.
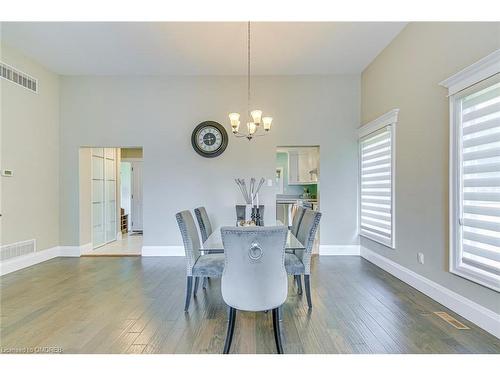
(0, 244, 84, 276)
(142, 246, 184, 256)
(320, 245, 360, 255)
(59, 245, 83, 257)
(360, 246, 500, 339)
(0, 246, 60, 276)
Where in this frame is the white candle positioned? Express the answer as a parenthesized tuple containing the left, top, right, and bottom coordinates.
(256, 193, 259, 207)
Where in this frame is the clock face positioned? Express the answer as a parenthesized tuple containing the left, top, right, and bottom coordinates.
(191, 121, 228, 158)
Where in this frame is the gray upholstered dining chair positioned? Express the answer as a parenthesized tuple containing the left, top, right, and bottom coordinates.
(194, 206, 219, 289)
(175, 210, 225, 312)
(221, 226, 288, 354)
(290, 206, 306, 236)
(285, 209, 321, 309)
(194, 206, 213, 243)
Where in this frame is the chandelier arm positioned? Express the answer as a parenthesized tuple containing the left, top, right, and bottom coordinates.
(232, 132, 250, 138)
(252, 132, 268, 138)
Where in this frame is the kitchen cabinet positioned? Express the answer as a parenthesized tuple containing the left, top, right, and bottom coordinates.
(287, 147, 319, 185)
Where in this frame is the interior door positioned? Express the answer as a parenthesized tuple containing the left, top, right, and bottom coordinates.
(92, 148, 105, 248)
(92, 147, 117, 249)
(104, 148, 117, 243)
(131, 161, 143, 231)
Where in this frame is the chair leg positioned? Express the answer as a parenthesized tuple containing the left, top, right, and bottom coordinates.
(294, 275, 303, 295)
(223, 307, 237, 354)
(193, 277, 200, 296)
(272, 308, 284, 354)
(304, 274, 312, 309)
(202, 277, 208, 289)
(184, 276, 193, 312)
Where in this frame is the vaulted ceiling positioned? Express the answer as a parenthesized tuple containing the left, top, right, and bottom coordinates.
(1, 22, 407, 75)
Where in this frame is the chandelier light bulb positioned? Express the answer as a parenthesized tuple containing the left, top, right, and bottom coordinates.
(247, 122, 257, 135)
(229, 113, 240, 126)
(232, 120, 240, 133)
(262, 117, 272, 131)
(251, 110, 263, 125)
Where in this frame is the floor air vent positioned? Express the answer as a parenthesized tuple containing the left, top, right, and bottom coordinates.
(0, 240, 36, 261)
(433, 311, 470, 330)
(0, 61, 38, 93)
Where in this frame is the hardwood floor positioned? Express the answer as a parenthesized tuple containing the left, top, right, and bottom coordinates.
(81, 233, 142, 256)
(1, 256, 499, 354)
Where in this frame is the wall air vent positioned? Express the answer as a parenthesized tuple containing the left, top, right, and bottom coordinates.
(0, 239, 37, 261)
(0, 61, 38, 93)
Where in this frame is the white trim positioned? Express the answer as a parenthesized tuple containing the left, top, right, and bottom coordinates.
(439, 49, 500, 96)
(0, 244, 83, 276)
(446, 66, 500, 292)
(142, 246, 185, 256)
(360, 246, 500, 339)
(0, 246, 60, 276)
(358, 108, 399, 137)
(319, 245, 360, 256)
(358, 109, 398, 249)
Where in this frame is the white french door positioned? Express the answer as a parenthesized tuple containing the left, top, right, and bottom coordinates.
(92, 148, 117, 249)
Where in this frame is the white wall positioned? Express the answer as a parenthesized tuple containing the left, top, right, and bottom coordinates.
(361, 22, 500, 313)
(59, 75, 360, 249)
(1, 43, 60, 251)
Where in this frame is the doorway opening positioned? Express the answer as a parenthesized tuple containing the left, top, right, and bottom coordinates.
(276, 146, 320, 253)
(79, 147, 143, 256)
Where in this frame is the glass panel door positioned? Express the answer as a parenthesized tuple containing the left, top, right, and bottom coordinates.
(105, 148, 117, 243)
(92, 148, 105, 248)
(91, 147, 117, 248)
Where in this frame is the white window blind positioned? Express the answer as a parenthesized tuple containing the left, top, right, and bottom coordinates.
(454, 73, 500, 291)
(359, 125, 394, 248)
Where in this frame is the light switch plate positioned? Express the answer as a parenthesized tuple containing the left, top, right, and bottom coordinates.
(417, 252, 424, 264)
(267, 179, 273, 187)
(1, 169, 13, 177)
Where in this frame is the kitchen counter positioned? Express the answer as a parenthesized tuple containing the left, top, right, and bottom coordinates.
(276, 195, 317, 204)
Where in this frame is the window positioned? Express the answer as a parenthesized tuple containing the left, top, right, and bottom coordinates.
(441, 50, 500, 292)
(358, 109, 398, 248)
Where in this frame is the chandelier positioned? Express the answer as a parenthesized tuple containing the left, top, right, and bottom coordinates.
(228, 22, 272, 141)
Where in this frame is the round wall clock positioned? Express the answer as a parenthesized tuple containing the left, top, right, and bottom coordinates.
(191, 121, 228, 158)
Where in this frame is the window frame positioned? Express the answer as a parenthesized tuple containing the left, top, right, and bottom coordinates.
(358, 109, 399, 249)
(440, 50, 500, 292)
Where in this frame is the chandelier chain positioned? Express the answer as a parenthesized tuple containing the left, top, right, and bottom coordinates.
(247, 21, 251, 116)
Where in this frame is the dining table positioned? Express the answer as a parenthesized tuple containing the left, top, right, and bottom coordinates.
(201, 220, 305, 253)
